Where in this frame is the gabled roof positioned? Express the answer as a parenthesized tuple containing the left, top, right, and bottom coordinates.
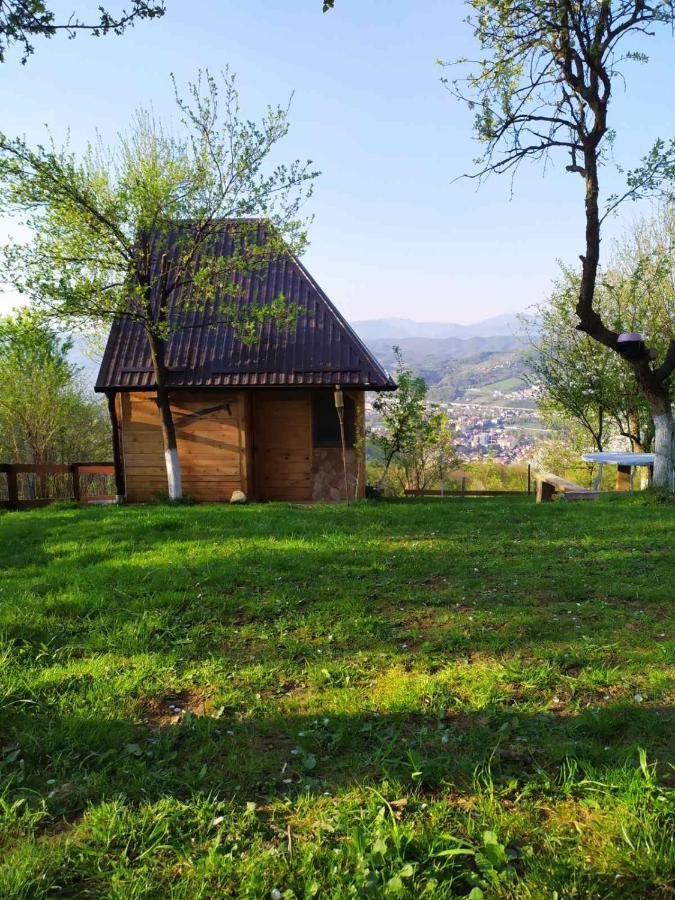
(95, 220, 395, 393)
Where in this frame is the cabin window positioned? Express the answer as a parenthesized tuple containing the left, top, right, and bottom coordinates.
(312, 391, 355, 448)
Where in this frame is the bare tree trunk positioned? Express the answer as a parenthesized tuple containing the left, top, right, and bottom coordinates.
(147, 332, 182, 501)
(637, 373, 673, 490)
(378, 447, 398, 491)
(652, 408, 674, 490)
(627, 410, 644, 453)
(158, 385, 182, 501)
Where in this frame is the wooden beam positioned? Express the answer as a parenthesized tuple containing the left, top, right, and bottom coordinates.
(561, 491, 600, 501)
(616, 464, 631, 491)
(74, 465, 115, 475)
(3, 463, 70, 474)
(70, 463, 81, 502)
(173, 403, 232, 427)
(0, 464, 19, 510)
(107, 392, 126, 502)
(404, 489, 529, 497)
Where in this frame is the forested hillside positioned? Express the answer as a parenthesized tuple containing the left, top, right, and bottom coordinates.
(353, 318, 533, 407)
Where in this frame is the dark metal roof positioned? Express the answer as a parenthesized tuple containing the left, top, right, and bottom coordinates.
(95, 220, 395, 393)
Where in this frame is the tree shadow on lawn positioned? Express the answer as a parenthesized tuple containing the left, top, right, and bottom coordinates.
(2, 499, 673, 799)
(1, 529, 671, 664)
(1, 500, 672, 658)
(3, 695, 672, 898)
(1, 496, 672, 574)
(4, 700, 673, 824)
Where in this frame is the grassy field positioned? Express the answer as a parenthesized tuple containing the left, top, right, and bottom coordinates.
(0, 496, 673, 898)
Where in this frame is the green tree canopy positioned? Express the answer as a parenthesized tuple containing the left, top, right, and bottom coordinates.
(370, 347, 459, 493)
(531, 206, 674, 454)
(0, 309, 110, 470)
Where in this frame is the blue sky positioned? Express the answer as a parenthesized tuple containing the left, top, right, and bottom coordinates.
(0, 0, 673, 323)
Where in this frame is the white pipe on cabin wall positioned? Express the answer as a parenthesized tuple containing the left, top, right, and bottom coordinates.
(165, 448, 183, 500)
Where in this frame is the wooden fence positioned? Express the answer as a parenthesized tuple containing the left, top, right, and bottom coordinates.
(404, 466, 532, 498)
(0, 462, 115, 509)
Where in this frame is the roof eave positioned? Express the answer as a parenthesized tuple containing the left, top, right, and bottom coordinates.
(96, 379, 399, 393)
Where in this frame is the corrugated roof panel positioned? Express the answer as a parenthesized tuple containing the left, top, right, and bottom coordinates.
(96, 220, 395, 392)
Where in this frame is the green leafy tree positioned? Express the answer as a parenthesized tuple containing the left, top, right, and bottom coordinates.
(0, 309, 110, 492)
(0, 69, 318, 499)
(532, 207, 674, 454)
(392, 408, 457, 493)
(530, 270, 651, 454)
(370, 347, 459, 493)
(0, 1, 164, 64)
(370, 348, 427, 484)
(447, 0, 675, 486)
(466, 458, 505, 492)
(531, 304, 616, 454)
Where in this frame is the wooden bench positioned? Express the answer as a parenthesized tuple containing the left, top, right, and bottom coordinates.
(535, 472, 597, 503)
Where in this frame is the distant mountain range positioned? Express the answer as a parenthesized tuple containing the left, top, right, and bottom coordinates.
(351, 313, 528, 342)
(351, 315, 537, 407)
(361, 334, 526, 370)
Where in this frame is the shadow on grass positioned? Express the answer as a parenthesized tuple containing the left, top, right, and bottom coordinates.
(4, 700, 673, 824)
(1, 531, 671, 663)
(1, 499, 673, 816)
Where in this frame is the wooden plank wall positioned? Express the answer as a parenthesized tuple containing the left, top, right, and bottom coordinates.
(119, 389, 367, 503)
(253, 393, 313, 501)
(120, 392, 246, 502)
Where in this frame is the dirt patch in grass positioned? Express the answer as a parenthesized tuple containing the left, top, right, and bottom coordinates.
(540, 797, 606, 832)
(404, 602, 478, 626)
(400, 609, 450, 633)
(418, 574, 451, 590)
(256, 731, 296, 754)
(441, 710, 478, 732)
(142, 688, 213, 728)
(561, 662, 583, 676)
(257, 679, 311, 703)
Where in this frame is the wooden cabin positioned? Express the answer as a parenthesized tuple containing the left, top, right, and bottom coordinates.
(95, 222, 395, 503)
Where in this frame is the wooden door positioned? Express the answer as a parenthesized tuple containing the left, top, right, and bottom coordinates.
(253, 394, 312, 501)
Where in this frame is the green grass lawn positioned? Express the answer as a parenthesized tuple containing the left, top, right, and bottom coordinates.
(0, 497, 673, 898)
